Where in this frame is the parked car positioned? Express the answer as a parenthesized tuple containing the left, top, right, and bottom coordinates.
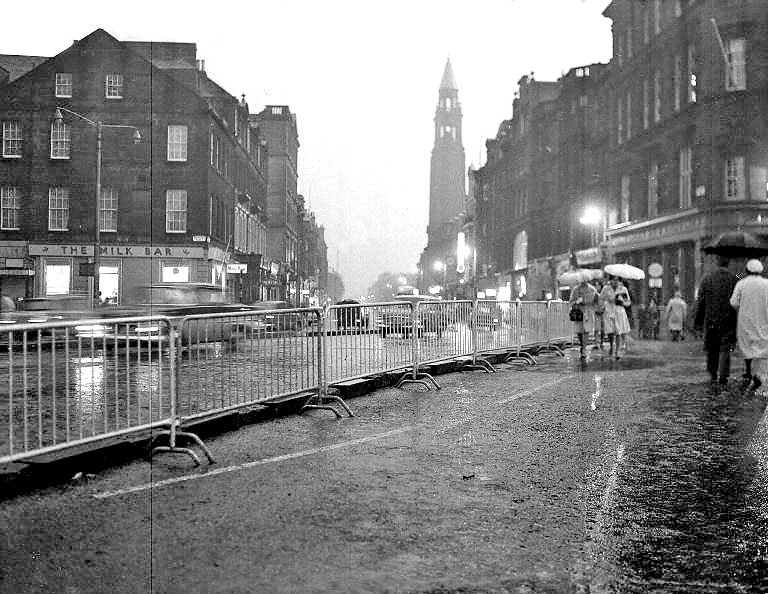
(377, 295, 446, 338)
(335, 299, 368, 330)
(238, 300, 306, 336)
(106, 284, 252, 348)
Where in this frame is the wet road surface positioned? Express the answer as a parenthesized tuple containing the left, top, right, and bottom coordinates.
(1, 339, 768, 593)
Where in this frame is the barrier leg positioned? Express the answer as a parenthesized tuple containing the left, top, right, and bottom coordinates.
(301, 308, 353, 417)
(149, 423, 216, 466)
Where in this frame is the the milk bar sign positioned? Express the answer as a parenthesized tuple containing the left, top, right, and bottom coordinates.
(29, 244, 205, 258)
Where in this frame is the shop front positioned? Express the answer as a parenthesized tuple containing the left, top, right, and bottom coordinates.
(0, 242, 34, 301)
(28, 243, 230, 304)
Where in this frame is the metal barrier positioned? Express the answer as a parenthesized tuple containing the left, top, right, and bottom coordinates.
(0, 299, 574, 468)
(0, 315, 176, 465)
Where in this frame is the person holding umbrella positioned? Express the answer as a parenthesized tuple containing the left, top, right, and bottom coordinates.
(693, 230, 767, 388)
(599, 275, 631, 359)
(729, 259, 768, 392)
(569, 271, 599, 360)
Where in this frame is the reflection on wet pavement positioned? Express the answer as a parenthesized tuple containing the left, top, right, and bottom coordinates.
(602, 379, 768, 592)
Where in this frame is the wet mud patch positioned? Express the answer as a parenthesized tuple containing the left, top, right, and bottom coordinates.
(527, 349, 669, 374)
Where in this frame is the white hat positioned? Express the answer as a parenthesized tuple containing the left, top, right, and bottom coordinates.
(747, 259, 764, 274)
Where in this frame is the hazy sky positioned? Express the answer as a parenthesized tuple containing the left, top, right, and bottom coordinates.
(3, 0, 612, 298)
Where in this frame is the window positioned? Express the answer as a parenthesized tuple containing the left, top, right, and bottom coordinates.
(675, 0, 682, 16)
(0, 186, 20, 229)
(626, 28, 633, 59)
(673, 56, 682, 112)
(749, 164, 768, 202)
(2, 120, 22, 157)
(105, 73, 123, 98)
(626, 91, 632, 140)
(643, 7, 650, 44)
(617, 34, 624, 67)
(161, 264, 189, 283)
(50, 119, 70, 159)
(679, 147, 692, 209)
(725, 156, 745, 200)
(167, 125, 188, 161)
(55, 73, 72, 98)
(643, 79, 650, 129)
(209, 132, 214, 166)
(654, 71, 662, 123)
(45, 264, 71, 295)
(687, 45, 697, 103)
(48, 187, 69, 230)
(99, 186, 118, 232)
(165, 189, 187, 232)
(648, 163, 659, 217)
(726, 38, 747, 91)
(654, 0, 662, 35)
(617, 98, 623, 145)
(620, 175, 631, 222)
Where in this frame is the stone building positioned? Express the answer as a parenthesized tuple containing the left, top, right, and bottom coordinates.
(0, 29, 269, 303)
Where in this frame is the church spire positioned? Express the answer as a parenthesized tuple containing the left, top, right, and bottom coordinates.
(439, 58, 457, 90)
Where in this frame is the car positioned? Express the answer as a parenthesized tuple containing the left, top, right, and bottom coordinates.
(334, 299, 368, 331)
(0, 295, 96, 344)
(377, 294, 447, 338)
(238, 300, 306, 336)
(106, 284, 252, 348)
(473, 303, 501, 330)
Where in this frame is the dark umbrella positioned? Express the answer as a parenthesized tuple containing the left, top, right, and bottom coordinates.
(702, 231, 768, 257)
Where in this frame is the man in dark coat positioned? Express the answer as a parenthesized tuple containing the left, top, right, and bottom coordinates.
(694, 254, 740, 387)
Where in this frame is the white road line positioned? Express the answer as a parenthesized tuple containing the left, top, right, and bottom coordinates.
(94, 375, 568, 500)
(93, 425, 423, 500)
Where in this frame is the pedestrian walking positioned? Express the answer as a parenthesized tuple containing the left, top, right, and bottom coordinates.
(694, 254, 739, 388)
(647, 297, 660, 340)
(569, 273, 599, 360)
(729, 259, 768, 392)
(592, 279, 605, 349)
(666, 291, 688, 342)
(599, 276, 631, 359)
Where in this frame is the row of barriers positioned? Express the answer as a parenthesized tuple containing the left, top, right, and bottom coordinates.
(0, 300, 574, 467)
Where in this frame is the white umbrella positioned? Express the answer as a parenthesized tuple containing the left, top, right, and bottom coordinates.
(557, 268, 603, 285)
(604, 263, 645, 280)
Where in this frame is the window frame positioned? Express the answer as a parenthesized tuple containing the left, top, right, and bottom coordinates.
(165, 189, 188, 233)
(105, 73, 123, 99)
(48, 187, 70, 231)
(725, 38, 747, 92)
(725, 156, 745, 200)
(50, 119, 71, 160)
(99, 186, 118, 232)
(679, 147, 692, 209)
(648, 162, 659, 217)
(0, 185, 20, 230)
(653, 71, 662, 123)
(167, 124, 188, 162)
(55, 72, 73, 98)
(2, 120, 22, 158)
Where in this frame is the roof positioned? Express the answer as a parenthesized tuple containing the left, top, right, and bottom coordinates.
(0, 55, 49, 82)
(439, 58, 457, 91)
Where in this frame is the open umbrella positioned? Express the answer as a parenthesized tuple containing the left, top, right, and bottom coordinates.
(557, 268, 603, 285)
(702, 231, 768, 258)
(604, 263, 645, 280)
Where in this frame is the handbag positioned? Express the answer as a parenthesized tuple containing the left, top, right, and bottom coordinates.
(569, 303, 584, 322)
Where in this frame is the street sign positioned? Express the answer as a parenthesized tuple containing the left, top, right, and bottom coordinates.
(648, 262, 663, 278)
(648, 277, 662, 288)
(226, 263, 248, 274)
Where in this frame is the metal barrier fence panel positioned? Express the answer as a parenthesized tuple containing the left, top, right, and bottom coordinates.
(325, 302, 414, 383)
(414, 300, 474, 365)
(547, 300, 574, 344)
(175, 308, 322, 421)
(473, 300, 522, 354)
(518, 301, 550, 347)
(0, 316, 174, 465)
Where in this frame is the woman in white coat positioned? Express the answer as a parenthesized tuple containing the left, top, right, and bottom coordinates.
(729, 259, 768, 391)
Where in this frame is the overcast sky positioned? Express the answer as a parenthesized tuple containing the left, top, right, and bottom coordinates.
(3, 0, 612, 298)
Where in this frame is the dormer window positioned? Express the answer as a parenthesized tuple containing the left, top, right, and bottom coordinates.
(55, 73, 72, 98)
(105, 73, 123, 99)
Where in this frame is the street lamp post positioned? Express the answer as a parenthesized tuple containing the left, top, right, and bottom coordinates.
(54, 107, 141, 310)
